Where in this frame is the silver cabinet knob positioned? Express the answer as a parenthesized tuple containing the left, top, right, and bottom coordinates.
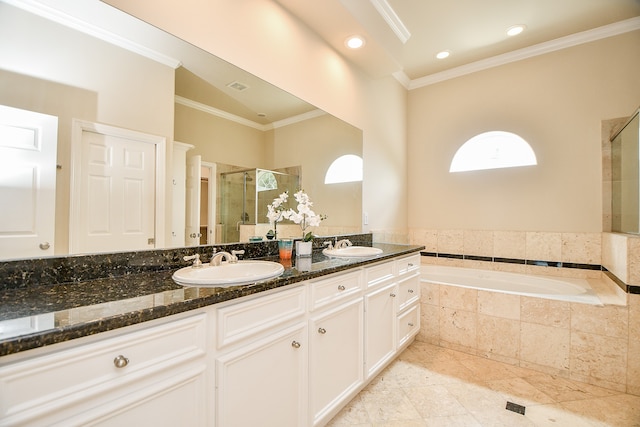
(408, 289, 414, 293)
(408, 322, 414, 327)
(390, 293, 396, 298)
(113, 355, 129, 368)
(337, 285, 346, 291)
(291, 341, 301, 348)
(39, 242, 50, 250)
(318, 327, 327, 334)
(408, 263, 414, 267)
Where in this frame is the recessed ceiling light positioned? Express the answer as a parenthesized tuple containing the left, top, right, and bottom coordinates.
(345, 36, 365, 49)
(507, 25, 526, 37)
(436, 50, 450, 59)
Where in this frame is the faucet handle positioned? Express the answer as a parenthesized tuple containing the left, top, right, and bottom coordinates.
(323, 241, 334, 250)
(183, 253, 203, 268)
(231, 250, 245, 263)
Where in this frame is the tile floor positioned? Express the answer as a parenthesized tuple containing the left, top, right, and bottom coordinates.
(326, 341, 640, 427)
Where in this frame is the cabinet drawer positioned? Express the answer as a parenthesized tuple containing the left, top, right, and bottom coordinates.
(0, 313, 206, 424)
(397, 254, 421, 277)
(397, 305, 420, 348)
(309, 270, 362, 311)
(397, 274, 420, 312)
(365, 262, 395, 288)
(217, 286, 306, 349)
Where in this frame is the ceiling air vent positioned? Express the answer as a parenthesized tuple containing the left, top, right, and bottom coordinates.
(226, 81, 249, 91)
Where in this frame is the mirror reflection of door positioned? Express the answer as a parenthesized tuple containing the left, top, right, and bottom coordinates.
(0, 105, 58, 260)
(201, 162, 217, 245)
(69, 120, 163, 254)
(185, 155, 201, 246)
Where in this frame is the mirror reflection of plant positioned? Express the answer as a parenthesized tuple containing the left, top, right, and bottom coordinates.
(283, 190, 327, 242)
(266, 191, 289, 239)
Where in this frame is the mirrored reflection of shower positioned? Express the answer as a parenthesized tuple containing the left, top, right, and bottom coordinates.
(219, 168, 300, 243)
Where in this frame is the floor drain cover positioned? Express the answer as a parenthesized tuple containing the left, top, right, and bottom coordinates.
(505, 401, 526, 415)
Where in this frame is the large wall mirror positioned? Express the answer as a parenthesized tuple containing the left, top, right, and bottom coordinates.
(0, 0, 362, 261)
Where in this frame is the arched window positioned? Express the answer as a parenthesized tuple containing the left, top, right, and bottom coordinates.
(324, 154, 363, 184)
(450, 131, 537, 173)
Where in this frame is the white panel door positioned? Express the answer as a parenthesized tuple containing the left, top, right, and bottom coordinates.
(70, 121, 163, 254)
(0, 105, 57, 259)
(185, 155, 201, 246)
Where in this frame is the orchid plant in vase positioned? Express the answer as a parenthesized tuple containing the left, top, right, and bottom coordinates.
(265, 191, 289, 240)
(283, 190, 326, 242)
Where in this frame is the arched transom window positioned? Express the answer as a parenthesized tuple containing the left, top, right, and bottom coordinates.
(450, 131, 537, 173)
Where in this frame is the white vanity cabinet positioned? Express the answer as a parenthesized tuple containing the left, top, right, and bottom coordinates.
(363, 254, 421, 380)
(214, 286, 308, 427)
(0, 250, 423, 427)
(308, 271, 364, 426)
(363, 261, 397, 379)
(0, 312, 209, 427)
(395, 254, 421, 348)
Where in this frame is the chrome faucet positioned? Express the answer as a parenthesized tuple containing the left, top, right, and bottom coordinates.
(210, 251, 232, 266)
(211, 250, 244, 266)
(334, 239, 352, 249)
(183, 253, 203, 268)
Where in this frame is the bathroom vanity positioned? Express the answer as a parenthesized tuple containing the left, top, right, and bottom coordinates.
(0, 242, 422, 427)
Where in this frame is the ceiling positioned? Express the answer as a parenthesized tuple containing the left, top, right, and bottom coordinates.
(275, 0, 640, 87)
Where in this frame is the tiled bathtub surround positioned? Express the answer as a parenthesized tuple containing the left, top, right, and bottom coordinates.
(408, 229, 640, 289)
(418, 262, 640, 398)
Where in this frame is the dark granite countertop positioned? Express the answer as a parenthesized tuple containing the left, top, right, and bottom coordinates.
(0, 243, 423, 357)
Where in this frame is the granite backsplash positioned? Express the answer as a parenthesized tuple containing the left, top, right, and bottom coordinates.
(0, 233, 373, 290)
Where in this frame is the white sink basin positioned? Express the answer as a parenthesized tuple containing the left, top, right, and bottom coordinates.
(322, 246, 383, 258)
(172, 261, 284, 287)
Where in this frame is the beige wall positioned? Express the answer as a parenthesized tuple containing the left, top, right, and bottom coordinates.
(407, 31, 640, 233)
(271, 113, 363, 228)
(104, 0, 409, 236)
(174, 104, 267, 167)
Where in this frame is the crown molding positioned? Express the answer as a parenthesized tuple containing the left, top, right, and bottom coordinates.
(370, 0, 411, 44)
(175, 96, 325, 131)
(270, 109, 326, 130)
(3, 0, 182, 69)
(175, 95, 265, 131)
(406, 16, 640, 90)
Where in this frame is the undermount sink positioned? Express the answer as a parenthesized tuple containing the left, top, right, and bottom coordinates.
(322, 246, 383, 258)
(172, 261, 284, 287)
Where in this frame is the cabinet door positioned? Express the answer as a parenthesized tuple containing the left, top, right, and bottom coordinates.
(216, 323, 308, 427)
(309, 299, 364, 426)
(364, 282, 397, 379)
(62, 365, 208, 427)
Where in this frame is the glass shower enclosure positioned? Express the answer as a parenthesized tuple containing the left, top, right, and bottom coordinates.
(218, 168, 300, 243)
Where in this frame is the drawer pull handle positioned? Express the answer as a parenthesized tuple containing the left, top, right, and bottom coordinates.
(337, 285, 346, 291)
(390, 293, 396, 298)
(113, 355, 129, 368)
(408, 322, 414, 327)
(318, 327, 327, 334)
(291, 341, 301, 349)
(408, 289, 414, 293)
(408, 263, 414, 267)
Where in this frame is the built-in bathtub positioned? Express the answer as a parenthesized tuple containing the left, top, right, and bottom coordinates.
(421, 264, 603, 305)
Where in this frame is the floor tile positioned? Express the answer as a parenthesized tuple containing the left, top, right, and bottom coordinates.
(327, 341, 640, 427)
